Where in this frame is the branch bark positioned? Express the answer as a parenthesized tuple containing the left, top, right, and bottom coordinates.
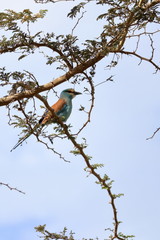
(35, 95, 124, 240)
(1, 1, 160, 106)
(0, 51, 104, 106)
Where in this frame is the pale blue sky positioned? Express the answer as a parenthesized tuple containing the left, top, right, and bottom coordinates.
(1, 1, 160, 240)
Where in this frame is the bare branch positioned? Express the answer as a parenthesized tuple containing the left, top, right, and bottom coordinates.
(95, 75, 114, 87)
(71, 11, 86, 35)
(0, 182, 25, 194)
(146, 127, 160, 140)
(116, 50, 160, 71)
(127, 30, 160, 39)
(75, 72, 95, 135)
(148, 34, 155, 61)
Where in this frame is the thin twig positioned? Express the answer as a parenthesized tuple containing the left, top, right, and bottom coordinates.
(117, 50, 160, 71)
(146, 127, 160, 140)
(0, 182, 25, 194)
(76, 72, 95, 135)
(71, 11, 86, 35)
(95, 75, 114, 88)
(36, 96, 123, 240)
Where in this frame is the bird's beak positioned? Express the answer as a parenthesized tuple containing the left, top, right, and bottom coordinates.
(74, 91, 82, 95)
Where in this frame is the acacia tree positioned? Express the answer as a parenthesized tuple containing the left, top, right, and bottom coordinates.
(1, 0, 160, 239)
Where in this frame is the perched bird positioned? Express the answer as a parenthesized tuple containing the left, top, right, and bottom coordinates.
(11, 88, 81, 151)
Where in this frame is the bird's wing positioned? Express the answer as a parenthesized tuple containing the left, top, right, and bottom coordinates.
(39, 98, 66, 125)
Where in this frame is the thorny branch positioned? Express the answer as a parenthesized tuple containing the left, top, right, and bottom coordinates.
(34, 96, 124, 240)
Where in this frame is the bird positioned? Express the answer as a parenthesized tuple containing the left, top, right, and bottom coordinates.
(11, 88, 81, 151)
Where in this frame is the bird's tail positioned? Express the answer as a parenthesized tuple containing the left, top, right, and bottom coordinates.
(10, 124, 40, 152)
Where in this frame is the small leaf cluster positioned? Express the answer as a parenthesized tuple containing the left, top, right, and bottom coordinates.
(134, 5, 160, 26)
(0, 9, 47, 30)
(117, 232, 135, 240)
(35, 225, 75, 240)
(11, 110, 37, 132)
(0, 68, 38, 96)
(40, 33, 97, 68)
(67, 2, 86, 18)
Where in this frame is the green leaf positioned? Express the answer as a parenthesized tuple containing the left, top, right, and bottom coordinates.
(34, 224, 46, 233)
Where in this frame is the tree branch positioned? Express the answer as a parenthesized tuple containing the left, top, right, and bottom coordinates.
(1, 1, 160, 106)
(75, 71, 95, 135)
(0, 182, 25, 194)
(0, 51, 104, 106)
(116, 50, 160, 71)
(0, 41, 73, 70)
(145, 0, 160, 10)
(35, 0, 75, 3)
(146, 127, 160, 140)
(34, 96, 124, 240)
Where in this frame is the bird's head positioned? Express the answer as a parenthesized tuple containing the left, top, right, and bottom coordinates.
(60, 88, 82, 99)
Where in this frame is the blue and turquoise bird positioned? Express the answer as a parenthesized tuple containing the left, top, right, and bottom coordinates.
(11, 88, 81, 151)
